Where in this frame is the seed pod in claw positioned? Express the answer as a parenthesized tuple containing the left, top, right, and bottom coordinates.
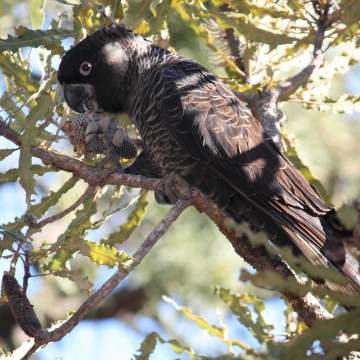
(112, 128, 138, 159)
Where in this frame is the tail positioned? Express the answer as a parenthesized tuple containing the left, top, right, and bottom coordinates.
(279, 207, 360, 294)
(226, 193, 360, 294)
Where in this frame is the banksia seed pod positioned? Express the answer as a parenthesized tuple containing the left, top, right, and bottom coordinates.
(62, 115, 87, 156)
(62, 113, 138, 160)
(112, 128, 138, 159)
(114, 139, 138, 159)
(2, 272, 41, 337)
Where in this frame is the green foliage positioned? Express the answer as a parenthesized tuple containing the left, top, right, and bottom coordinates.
(19, 92, 53, 205)
(215, 287, 273, 343)
(133, 332, 158, 360)
(0, 0, 360, 358)
(163, 295, 254, 354)
(78, 240, 132, 269)
(133, 331, 198, 359)
(153, 291, 360, 359)
(29, 176, 78, 219)
(0, 148, 16, 160)
(46, 191, 98, 271)
(0, 27, 74, 53)
(0, 165, 51, 184)
(104, 190, 148, 246)
(29, 0, 46, 29)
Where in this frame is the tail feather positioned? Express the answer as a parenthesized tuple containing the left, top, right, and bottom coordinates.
(273, 203, 360, 294)
(226, 191, 360, 294)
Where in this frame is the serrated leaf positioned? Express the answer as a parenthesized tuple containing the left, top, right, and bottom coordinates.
(0, 54, 38, 94)
(47, 268, 93, 292)
(124, 0, 168, 35)
(232, 1, 301, 20)
(0, 148, 17, 161)
(59, 194, 97, 241)
(29, 0, 46, 29)
(208, 4, 297, 48)
(163, 296, 224, 338)
(0, 93, 23, 120)
(0, 227, 27, 260)
(133, 332, 158, 360)
(19, 93, 53, 205)
(49, 193, 98, 270)
(161, 339, 195, 357)
(0, 27, 74, 53)
(19, 129, 37, 205)
(30, 176, 78, 218)
(271, 309, 360, 359)
(104, 191, 148, 246)
(163, 296, 252, 351)
(0, 227, 21, 256)
(134, 332, 197, 359)
(0, 165, 51, 184)
(215, 287, 273, 342)
(79, 240, 132, 268)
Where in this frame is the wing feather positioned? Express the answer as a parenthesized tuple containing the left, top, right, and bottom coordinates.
(159, 63, 339, 266)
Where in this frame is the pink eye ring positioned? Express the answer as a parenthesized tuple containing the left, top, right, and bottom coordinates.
(79, 61, 92, 76)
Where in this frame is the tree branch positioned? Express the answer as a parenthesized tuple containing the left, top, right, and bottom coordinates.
(0, 286, 147, 347)
(20, 199, 190, 359)
(231, 1, 336, 148)
(191, 186, 332, 325)
(0, 120, 332, 329)
(277, 1, 333, 100)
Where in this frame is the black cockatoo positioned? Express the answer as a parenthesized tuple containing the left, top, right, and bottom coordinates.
(58, 25, 360, 293)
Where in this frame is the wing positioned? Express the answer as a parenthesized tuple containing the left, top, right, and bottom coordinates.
(159, 62, 338, 267)
(161, 63, 329, 211)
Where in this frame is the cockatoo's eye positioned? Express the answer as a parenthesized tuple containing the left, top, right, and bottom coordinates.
(79, 61, 92, 76)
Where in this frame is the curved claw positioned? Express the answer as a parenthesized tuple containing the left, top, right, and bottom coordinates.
(85, 121, 101, 143)
(154, 190, 177, 205)
(156, 173, 191, 205)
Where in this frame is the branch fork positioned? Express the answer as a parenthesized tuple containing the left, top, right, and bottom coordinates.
(228, 1, 335, 148)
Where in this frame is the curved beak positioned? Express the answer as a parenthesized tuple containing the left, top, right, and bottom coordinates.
(63, 83, 96, 113)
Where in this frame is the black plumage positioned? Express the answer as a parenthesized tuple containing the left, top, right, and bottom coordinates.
(58, 25, 360, 293)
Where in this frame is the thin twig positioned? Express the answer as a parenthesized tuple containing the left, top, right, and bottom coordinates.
(224, 28, 247, 82)
(21, 199, 190, 359)
(277, 0, 334, 100)
(230, 1, 336, 149)
(22, 249, 31, 293)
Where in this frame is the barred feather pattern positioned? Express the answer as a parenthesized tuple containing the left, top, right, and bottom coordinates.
(127, 42, 360, 293)
(58, 26, 360, 293)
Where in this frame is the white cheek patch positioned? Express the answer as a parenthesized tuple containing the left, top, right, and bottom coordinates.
(102, 42, 129, 74)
